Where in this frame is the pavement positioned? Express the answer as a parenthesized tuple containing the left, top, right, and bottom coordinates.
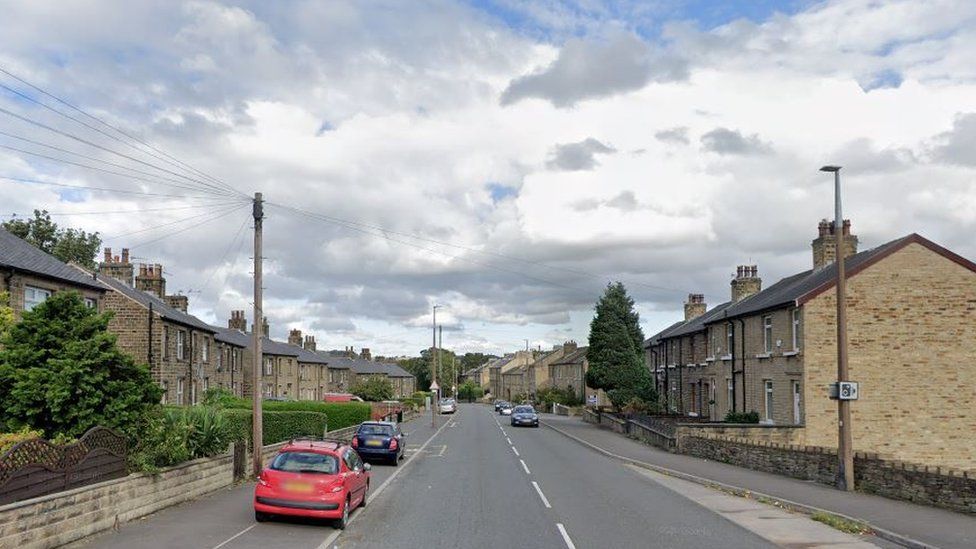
(541, 413, 976, 549)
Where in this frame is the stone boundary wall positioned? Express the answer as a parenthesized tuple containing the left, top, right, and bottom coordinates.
(674, 423, 804, 445)
(679, 433, 976, 514)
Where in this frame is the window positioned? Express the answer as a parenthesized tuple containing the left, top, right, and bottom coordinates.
(24, 286, 51, 311)
(792, 380, 802, 424)
(791, 309, 801, 351)
(176, 330, 186, 360)
(203, 377, 210, 393)
(763, 315, 773, 353)
(201, 338, 209, 363)
(191, 380, 197, 405)
(84, 297, 97, 308)
(727, 378, 734, 411)
(726, 323, 734, 355)
(160, 382, 168, 404)
(764, 380, 774, 423)
(177, 378, 185, 404)
(216, 348, 223, 371)
(264, 357, 273, 376)
(271, 451, 338, 474)
(162, 327, 168, 359)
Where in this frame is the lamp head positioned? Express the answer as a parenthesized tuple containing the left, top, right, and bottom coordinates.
(820, 165, 841, 173)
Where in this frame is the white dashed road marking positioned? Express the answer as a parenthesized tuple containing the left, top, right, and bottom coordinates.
(531, 481, 551, 508)
(557, 523, 577, 549)
(512, 446, 520, 456)
(519, 459, 531, 475)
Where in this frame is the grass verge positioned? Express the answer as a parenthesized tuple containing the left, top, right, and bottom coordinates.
(811, 511, 873, 535)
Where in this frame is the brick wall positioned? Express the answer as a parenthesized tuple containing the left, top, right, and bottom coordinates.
(0, 441, 286, 549)
(2, 272, 103, 317)
(803, 243, 976, 470)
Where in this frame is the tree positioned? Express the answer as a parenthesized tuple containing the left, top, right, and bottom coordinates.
(457, 380, 484, 402)
(350, 377, 395, 402)
(0, 291, 14, 339)
(398, 348, 460, 394)
(585, 282, 657, 408)
(0, 292, 162, 439)
(3, 210, 101, 269)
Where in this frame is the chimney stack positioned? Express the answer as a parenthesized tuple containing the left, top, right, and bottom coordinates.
(134, 262, 166, 298)
(262, 317, 270, 338)
(360, 348, 372, 361)
(812, 218, 858, 269)
(563, 340, 578, 355)
(165, 294, 188, 313)
(684, 293, 706, 321)
(731, 265, 762, 302)
(303, 335, 316, 351)
(98, 246, 135, 285)
(228, 310, 247, 332)
(288, 329, 303, 347)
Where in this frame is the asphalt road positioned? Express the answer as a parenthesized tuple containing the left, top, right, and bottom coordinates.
(338, 404, 776, 549)
(76, 405, 778, 549)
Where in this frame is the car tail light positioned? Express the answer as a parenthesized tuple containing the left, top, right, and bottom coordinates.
(257, 472, 269, 486)
(388, 438, 398, 450)
(329, 479, 344, 493)
(351, 437, 358, 448)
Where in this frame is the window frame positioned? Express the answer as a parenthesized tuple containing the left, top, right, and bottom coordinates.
(726, 323, 734, 355)
(791, 308, 801, 351)
(201, 337, 209, 363)
(763, 315, 773, 353)
(764, 380, 774, 422)
(24, 285, 52, 311)
(176, 330, 186, 361)
(177, 378, 185, 404)
(727, 378, 734, 411)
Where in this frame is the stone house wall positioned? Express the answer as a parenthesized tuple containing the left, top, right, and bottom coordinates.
(2, 271, 102, 317)
(802, 243, 976, 471)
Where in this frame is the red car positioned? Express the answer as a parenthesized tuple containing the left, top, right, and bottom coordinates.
(254, 439, 371, 529)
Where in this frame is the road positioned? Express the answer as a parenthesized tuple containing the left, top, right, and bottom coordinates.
(77, 404, 841, 549)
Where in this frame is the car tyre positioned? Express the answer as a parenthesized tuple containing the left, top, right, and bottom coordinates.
(391, 454, 400, 467)
(336, 497, 350, 530)
(255, 511, 270, 523)
(359, 484, 369, 509)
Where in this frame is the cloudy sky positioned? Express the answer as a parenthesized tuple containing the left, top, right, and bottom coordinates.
(1, 0, 974, 356)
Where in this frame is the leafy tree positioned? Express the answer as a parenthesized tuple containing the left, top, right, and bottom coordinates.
(457, 380, 484, 402)
(3, 210, 101, 269)
(459, 352, 496, 372)
(350, 377, 395, 402)
(585, 282, 657, 408)
(0, 291, 14, 339)
(0, 292, 162, 439)
(399, 348, 461, 394)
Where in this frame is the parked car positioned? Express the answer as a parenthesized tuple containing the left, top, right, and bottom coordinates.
(352, 421, 406, 465)
(439, 398, 457, 414)
(499, 402, 513, 416)
(493, 399, 505, 411)
(254, 439, 370, 529)
(510, 405, 539, 427)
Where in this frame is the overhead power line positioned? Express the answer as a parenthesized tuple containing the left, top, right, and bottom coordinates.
(105, 203, 246, 241)
(127, 204, 249, 250)
(0, 174, 228, 200)
(1, 201, 242, 218)
(0, 68, 246, 198)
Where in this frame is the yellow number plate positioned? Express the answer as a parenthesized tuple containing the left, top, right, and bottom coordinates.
(283, 482, 313, 493)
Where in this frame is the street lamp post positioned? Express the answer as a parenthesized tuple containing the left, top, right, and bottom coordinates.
(821, 165, 854, 491)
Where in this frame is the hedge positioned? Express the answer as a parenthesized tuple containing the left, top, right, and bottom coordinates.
(221, 409, 329, 447)
(223, 399, 370, 431)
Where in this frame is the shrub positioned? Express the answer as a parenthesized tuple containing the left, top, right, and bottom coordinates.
(350, 377, 394, 401)
(219, 409, 330, 446)
(724, 410, 760, 424)
(202, 387, 238, 408)
(221, 398, 369, 431)
(0, 426, 43, 454)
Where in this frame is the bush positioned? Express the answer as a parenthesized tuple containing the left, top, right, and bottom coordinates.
(220, 409, 330, 446)
(724, 410, 760, 424)
(130, 406, 232, 472)
(0, 426, 43, 454)
(535, 386, 582, 410)
(220, 398, 370, 431)
(202, 387, 238, 408)
(350, 377, 394, 401)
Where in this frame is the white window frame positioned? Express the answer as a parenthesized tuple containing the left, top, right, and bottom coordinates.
(792, 380, 802, 424)
(726, 323, 734, 355)
(191, 380, 197, 405)
(201, 338, 209, 363)
(84, 297, 97, 308)
(764, 380, 774, 423)
(161, 327, 168, 359)
(763, 315, 773, 353)
(264, 357, 273, 376)
(177, 378, 185, 404)
(791, 308, 801, 351)
(24, 286, 52, 311)
(176, 330, 186, 360)
(216, 348, 223, 371)
(727, 378, 734, 411)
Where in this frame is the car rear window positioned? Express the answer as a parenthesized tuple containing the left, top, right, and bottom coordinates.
(270, 451, 338, 474)
(358, 424, 394, 436)
(514, 406, 534, 413)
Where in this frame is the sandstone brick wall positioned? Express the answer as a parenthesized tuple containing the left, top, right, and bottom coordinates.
(2, 272, 102, 317)
(803, 243, 976, 470)
(0, 441, 287, 549)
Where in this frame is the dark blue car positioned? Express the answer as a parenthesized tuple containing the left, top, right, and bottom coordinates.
(352, 421, 406, 465)
(510, 405, 539, 427)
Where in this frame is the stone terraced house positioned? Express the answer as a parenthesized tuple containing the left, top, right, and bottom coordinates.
(0, 227, 104, 316)
(645, 220, 976, 471)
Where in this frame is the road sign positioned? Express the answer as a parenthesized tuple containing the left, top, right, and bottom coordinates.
(430, 381, 440, 391)
(587, 394, 597, 405)
(838, 381, 859, 400)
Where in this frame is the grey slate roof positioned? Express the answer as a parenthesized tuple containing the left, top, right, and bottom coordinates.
(98, 273, 215, 333)
(667, 301, 733, 338)
(212, 328, 301, 356)
(315, 351, 352, 368)
(295, 346, 329, 364)
(0, 227, 105, 291)
(552, 347, 588, 365)
(383, 363, 414, 378)
(644, 320, 686, 348)
(328, 356, 388, 375)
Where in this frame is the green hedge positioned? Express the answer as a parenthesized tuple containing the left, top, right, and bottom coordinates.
(222, 399, 370, 431)
(221, 409, 329, 447)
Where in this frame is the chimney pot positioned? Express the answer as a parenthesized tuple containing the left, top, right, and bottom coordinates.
(104, 248, 112, 262)
(121, 248, 129, 263)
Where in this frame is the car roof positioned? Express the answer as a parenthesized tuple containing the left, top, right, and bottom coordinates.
(360, 421, 396, 426)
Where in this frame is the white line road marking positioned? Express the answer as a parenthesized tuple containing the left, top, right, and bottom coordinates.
(557, 523, 577, 549)
(315, 417, 454, 549)
(532, 481, 551, 508)
(210, 524, 255, 549)
(520, 459, 531, 475)
(506, 437, 512, 444)
(512, 446, 520, 456)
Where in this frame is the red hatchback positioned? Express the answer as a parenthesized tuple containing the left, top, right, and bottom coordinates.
(254, 439, 371, 529)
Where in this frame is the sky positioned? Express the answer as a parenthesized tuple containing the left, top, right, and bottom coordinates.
(1, 0, 975, 357)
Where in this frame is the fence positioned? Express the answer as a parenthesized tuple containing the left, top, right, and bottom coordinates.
(0, 427, 127, 505)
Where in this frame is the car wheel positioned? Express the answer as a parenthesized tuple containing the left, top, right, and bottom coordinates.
(391, 454, 400, 467)
(255, 511, 270, 523)
(336, 497, 350, 530)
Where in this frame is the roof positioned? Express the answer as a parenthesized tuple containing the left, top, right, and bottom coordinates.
(383, 363, 414, 378)
(97, 273, 215, 333)
(644, 320, 686, 348)
(295, 346, 329, 364)
(667, 301, 733, 338)
(328, 356, 391, 375)
(0, 227, 105, 291)
(552, 347, 588, 365)
(212, 327, 301, 356)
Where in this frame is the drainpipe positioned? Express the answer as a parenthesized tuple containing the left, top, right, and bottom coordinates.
(677, 338, 683, 415)
(728, 315, 736, 414)
(148, 303, 154, 370)
(663, 341, 670, 412)
(738, 317, 747, 414)
(650, 349, 659, 398)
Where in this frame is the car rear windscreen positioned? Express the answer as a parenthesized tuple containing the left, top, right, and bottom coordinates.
(514, 406, 534, 413)
(358, 424, 394, 435)
(270, 452, 338, 474)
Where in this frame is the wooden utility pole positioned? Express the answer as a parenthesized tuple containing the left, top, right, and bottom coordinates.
(438, 325, 443, 395)
(251, 192, 264, 477)
(431, 305, 439, 428)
